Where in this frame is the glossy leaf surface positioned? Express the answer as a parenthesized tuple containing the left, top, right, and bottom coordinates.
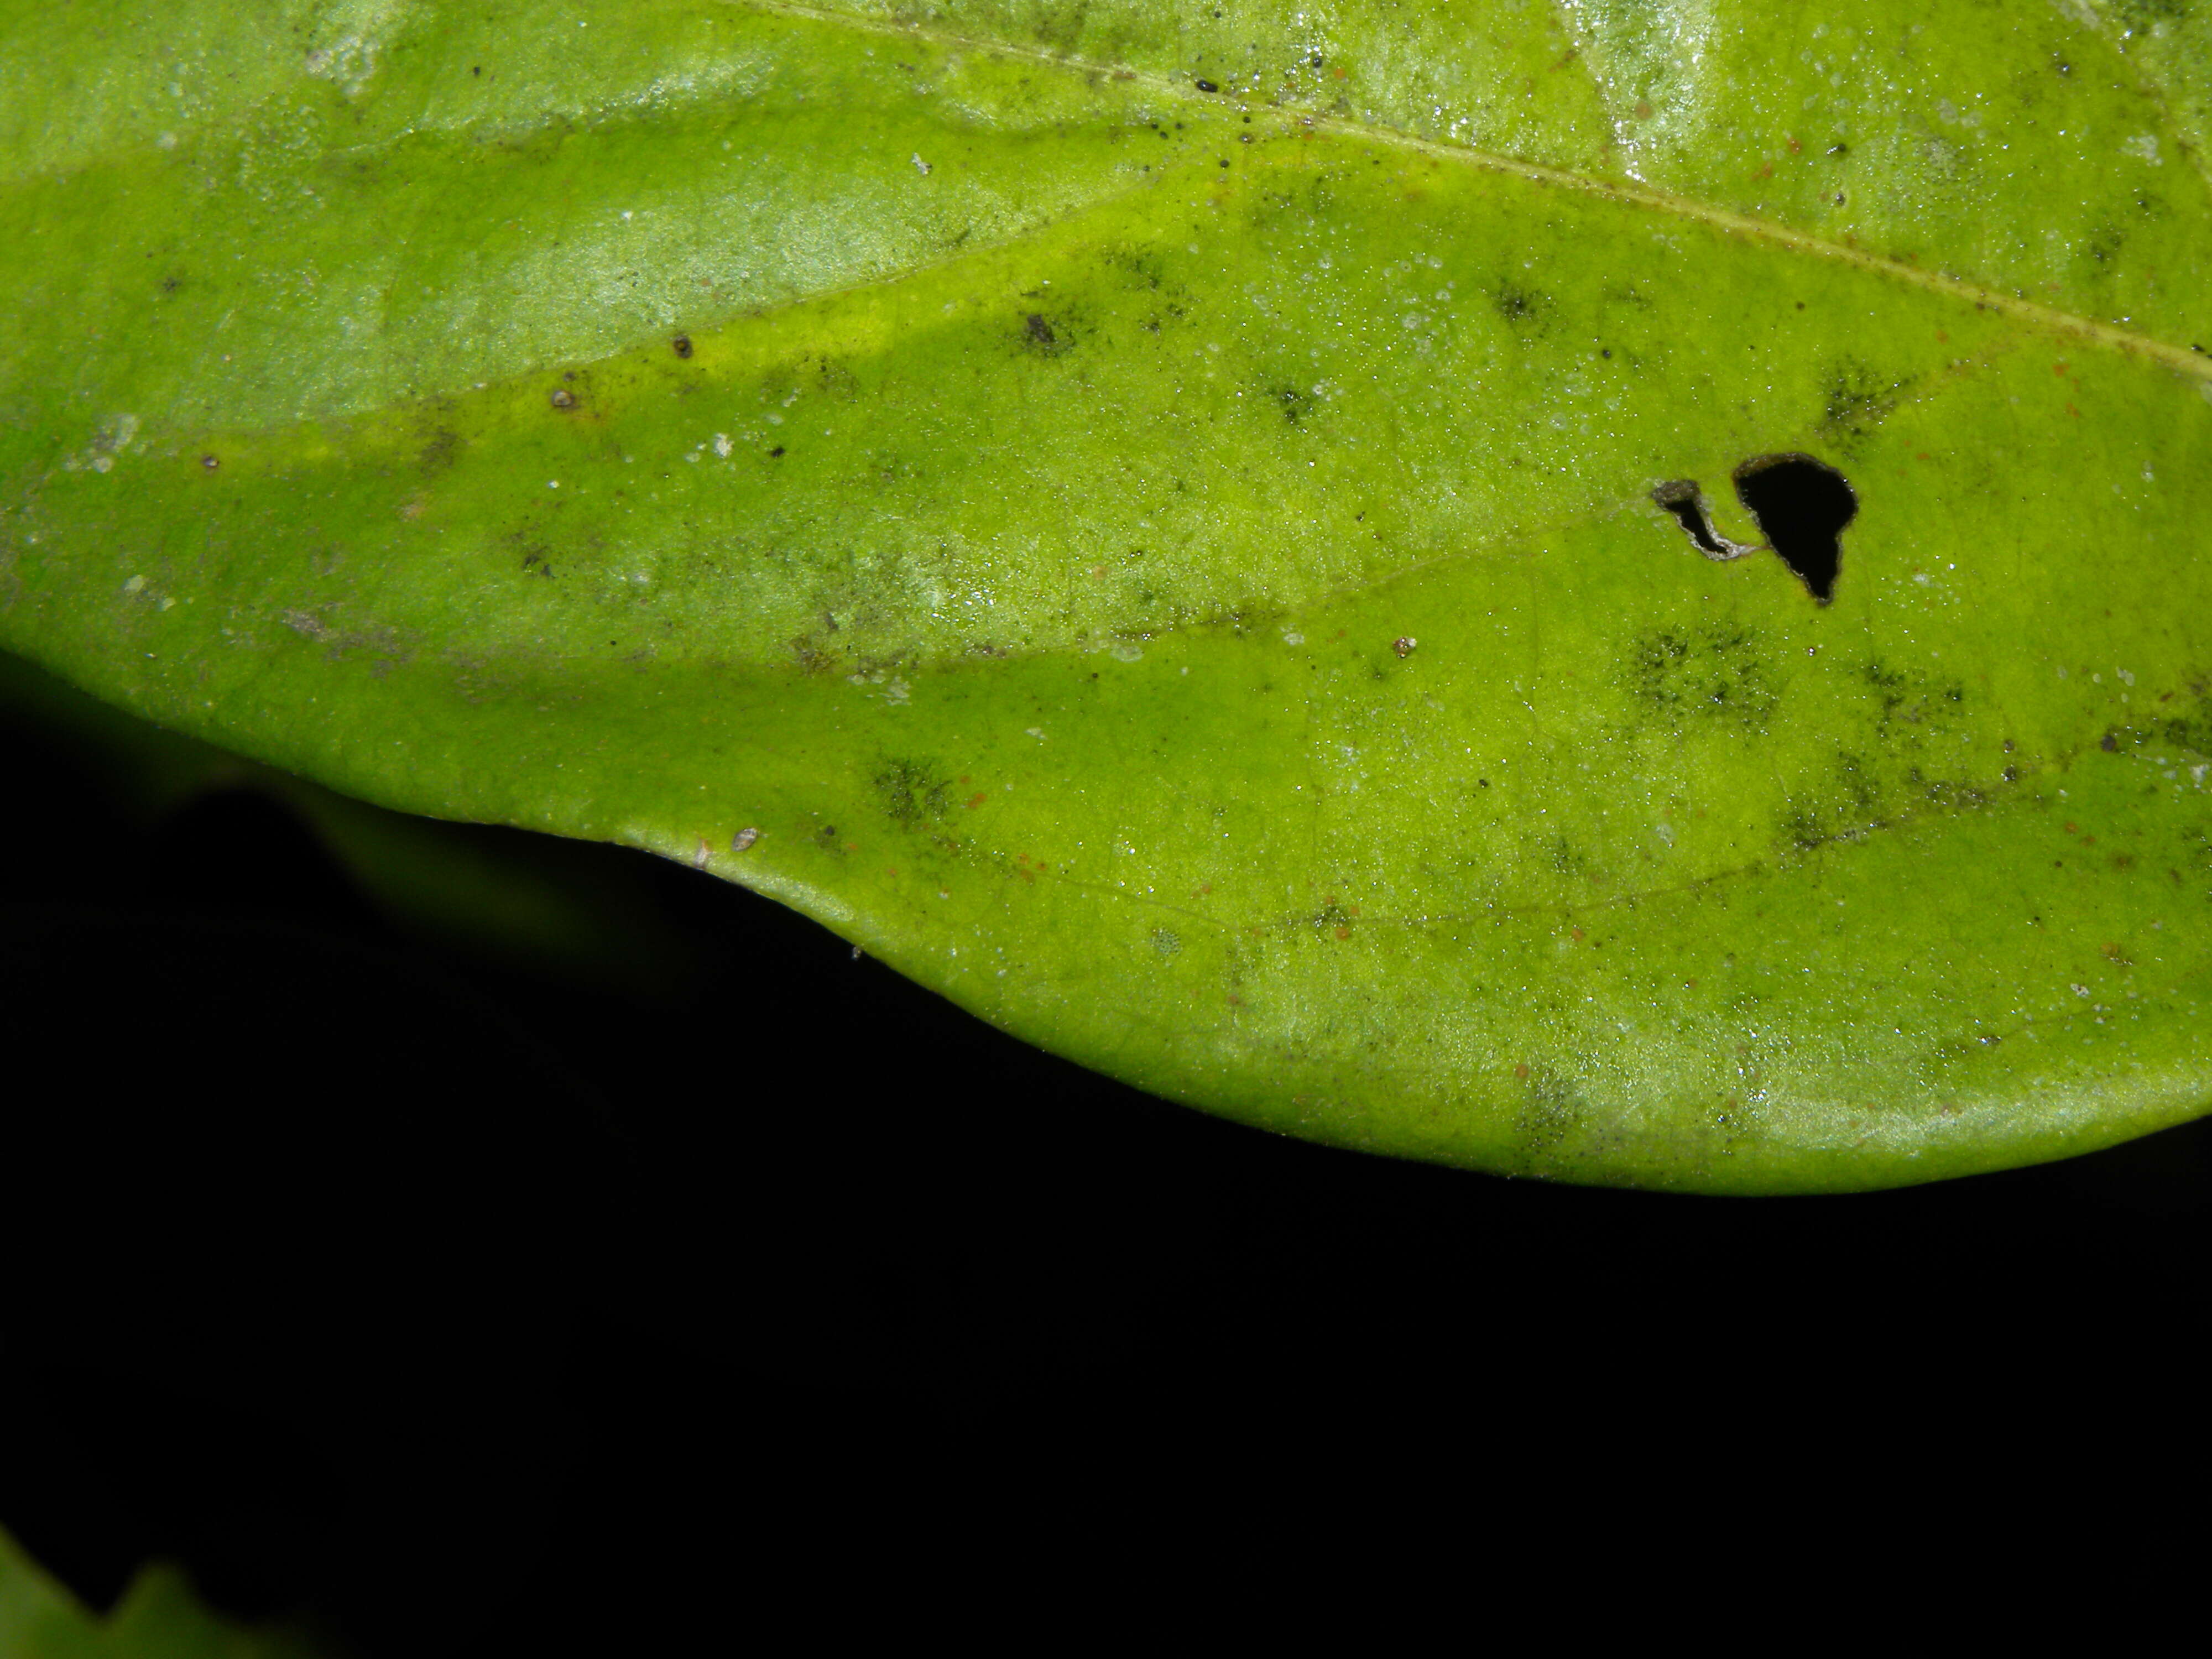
(5, 0, 2211, 1191)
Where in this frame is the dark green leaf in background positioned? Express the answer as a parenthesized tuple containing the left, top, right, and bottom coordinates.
(1, 1527, 328, 1659)
(5, 0, 2212, 1190)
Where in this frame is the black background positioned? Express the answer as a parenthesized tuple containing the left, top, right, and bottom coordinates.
(2, 684, 2205, 1650)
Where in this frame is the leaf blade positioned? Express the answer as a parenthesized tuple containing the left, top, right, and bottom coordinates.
(6, 0, 2212, 1190)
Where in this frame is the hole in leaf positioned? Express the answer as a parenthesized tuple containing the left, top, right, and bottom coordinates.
(1733, 453, 1855, 604)
(1650, 479, 1750, 559)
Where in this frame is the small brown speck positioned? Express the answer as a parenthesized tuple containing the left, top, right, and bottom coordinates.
(731, 827, 760, 853)
(672, 335, 693, 358)
(549, 388, 576, 409)
(200, 454, 220, 471)
(1514, 1063, 1531, 1079)
(2100, 733, 2119, 752)
(1393, 636, 1416, 658)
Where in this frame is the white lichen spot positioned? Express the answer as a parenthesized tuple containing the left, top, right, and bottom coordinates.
(1281, 631, 1305, 647)
(911, 154, 932, 174)
(713, 433, 733, 457)
(1109, 641, 1144, 662)
(1025, 726, 1046, 740)
(123, 575, 145, 594)
(2124, 133, 2162, 165)
(884, 677, 911, 703)
(2073, 983, 2091, 997)
(731, 826, 760, 853)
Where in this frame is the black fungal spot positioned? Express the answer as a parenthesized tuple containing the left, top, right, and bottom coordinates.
(1022, 312, 1071, 357)
(1820, 361, 1902, 437)
(1272, 385, 1310, 423)
(1626, 624, 1779, 729)
(1733, 455, 1855, 604)
(1493, 282, 1546, 325)
(417, 429, 460, 476)
(768, 445, 785, 458)
(671, 334, 693, 358)
(1195, 78, 1219, 92)
(873, 759, 949, 825)
(1514, 1071, 1585, 1164)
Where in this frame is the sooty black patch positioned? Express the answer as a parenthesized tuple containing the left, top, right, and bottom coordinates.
(1493, 281, 1547, 325)
(1733, 454, 1855, 604)
(873, 759, 949, 825)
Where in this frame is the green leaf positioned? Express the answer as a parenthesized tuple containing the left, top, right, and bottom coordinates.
(0, 1526, 331, 1659)
(5, 0, 2211, 1192)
